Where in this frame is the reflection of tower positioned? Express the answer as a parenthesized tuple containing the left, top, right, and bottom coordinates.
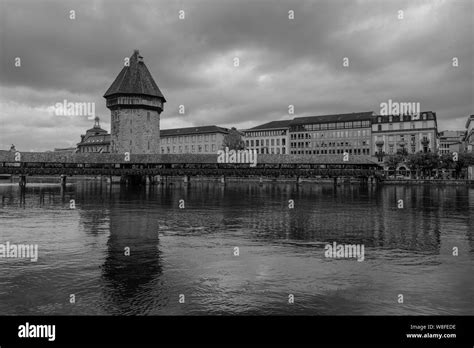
(104, 49, 166, 154)
(101, 187, 162, 314)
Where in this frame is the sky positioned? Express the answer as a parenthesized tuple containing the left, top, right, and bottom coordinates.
(0, 0, 472, 151)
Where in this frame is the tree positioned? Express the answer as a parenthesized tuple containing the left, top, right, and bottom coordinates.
(385, 154, 404, 168)
(222, 127, 245, 150)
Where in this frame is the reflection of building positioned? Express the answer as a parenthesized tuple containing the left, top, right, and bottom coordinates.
(438, 130, 465, 155)
(104, 49, 166, 154)
(160, 125, 228, 154)
(76, 116, 111, 153)
(243, 120, 290, 154)
(289, 112, 373, 156)
(372, 112, 438, 162)
(465, 115, 474, 152)
(102, 187, 162, 313)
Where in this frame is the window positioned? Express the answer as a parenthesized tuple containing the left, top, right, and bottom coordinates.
(212, 144, 216, 152)
(205, 144, 209, 152)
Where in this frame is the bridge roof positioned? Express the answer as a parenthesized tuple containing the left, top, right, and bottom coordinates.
(0, 150, 380, 166)
(103, 50, 166, 100)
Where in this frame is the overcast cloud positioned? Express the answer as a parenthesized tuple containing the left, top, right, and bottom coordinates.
(0, 0, 472, 151)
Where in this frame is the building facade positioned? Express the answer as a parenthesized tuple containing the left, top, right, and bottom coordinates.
(160, 126, 229, 154)
(438, 130, 465, 155)
(288, 112, 374, 156)
(76, 117, 111, 153)
(243, 120, 290, 154)
(104, 50, 166, 154)
(465, 115, 474, 152)
(372, 112, 438, 162)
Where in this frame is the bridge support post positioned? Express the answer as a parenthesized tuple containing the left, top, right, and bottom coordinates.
(19, 175, 27, 188)
(259, 177, 263, 185)
(183, 175, 190, 184)
(156, 175, 161, 184)
(333, 177, 338, 186)
(220, 175, 225, 184)
(60, 174, 67, 188)
(296, 176, 302, 185)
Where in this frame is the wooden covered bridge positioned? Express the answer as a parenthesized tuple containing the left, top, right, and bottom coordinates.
(0, 150, 382, 187)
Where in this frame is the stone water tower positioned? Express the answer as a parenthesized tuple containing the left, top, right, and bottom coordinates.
(104, 50, 166, 154)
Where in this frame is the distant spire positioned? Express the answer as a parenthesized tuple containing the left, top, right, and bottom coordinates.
(94, 116, 100, 128)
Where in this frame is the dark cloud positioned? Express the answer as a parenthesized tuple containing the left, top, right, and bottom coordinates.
(0, 0, 472, 151)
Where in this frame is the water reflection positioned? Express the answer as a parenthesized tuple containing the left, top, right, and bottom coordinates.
(101, 186, 162, 315)
(0, 180, 472, 315)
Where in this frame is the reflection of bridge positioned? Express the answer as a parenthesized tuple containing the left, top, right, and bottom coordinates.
(0, 150, 382, 186)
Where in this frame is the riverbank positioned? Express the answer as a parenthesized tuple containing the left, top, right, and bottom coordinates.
(2, 175, 474, 186)
(381, 179, 474, 186)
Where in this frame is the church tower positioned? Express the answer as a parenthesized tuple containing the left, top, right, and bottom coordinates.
(104, 50, 166, 154)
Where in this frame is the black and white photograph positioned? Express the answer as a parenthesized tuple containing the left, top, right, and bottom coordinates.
(0, 0, 473, 346)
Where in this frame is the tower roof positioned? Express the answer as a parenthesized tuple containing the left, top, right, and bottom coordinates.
(103, 50, 166, 101)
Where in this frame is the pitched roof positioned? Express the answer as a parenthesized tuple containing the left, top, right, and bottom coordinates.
(103, 50, 166, 100)
(160, 125, 229, 137)
(290, 112, 374, 125)
(247, 120, 292, 131)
